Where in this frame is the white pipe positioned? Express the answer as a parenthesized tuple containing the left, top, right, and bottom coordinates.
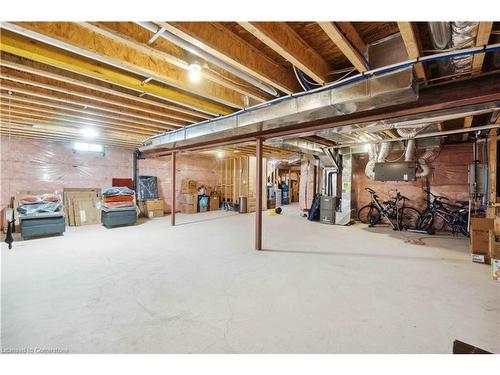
(136, 22, 279, 98)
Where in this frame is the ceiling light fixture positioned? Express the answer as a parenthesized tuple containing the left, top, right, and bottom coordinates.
(188, 62, 202, 83)
(80, 127, 99, 139)
(216, 150, 224, 159)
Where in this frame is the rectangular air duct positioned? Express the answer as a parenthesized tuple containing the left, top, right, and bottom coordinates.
(141, 67, 417, 152)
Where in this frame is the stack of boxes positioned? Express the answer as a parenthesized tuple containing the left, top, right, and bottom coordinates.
(178, 179, 198, 213)
(137, 176, 164, 218)
(490, 218, 500, 282)
(470, 216, 500, 282)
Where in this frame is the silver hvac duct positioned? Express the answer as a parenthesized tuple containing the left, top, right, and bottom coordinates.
(365, 144, 378, 180)
(266, 138, 325, 154)
(428, 22, 479, 75)
(136, 22, 279, 97)
(141, 67, 417, 151)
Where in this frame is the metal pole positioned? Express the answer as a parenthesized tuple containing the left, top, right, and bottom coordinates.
(171, 151, 176, 226)
(255, 138, 263, 250)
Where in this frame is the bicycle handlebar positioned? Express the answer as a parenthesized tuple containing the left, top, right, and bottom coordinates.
(424, 189, 449, 201)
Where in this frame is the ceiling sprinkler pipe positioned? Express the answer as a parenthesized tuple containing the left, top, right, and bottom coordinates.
(136, 22, 279, 98)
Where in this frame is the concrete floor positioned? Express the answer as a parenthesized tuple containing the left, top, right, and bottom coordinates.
(2, 204, 499, 354)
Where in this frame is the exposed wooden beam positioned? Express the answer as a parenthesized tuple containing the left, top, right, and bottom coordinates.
(472, 22, 494, 74)
(238, 22, 330, 84)
(0, 77, 183, 128)
(462, 115, 473, 141)
(81, 22, 269, 103)
(0, 26, 235, 115)
(397, 22, 427, 81)
(317, 22, 368, 73)
(0, 58, 210, 122)
(160, 22, 301, 94)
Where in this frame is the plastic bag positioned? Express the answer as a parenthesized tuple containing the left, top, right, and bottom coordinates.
(138, 176, 159, 200)
(102, 187, 135, 196)
(17, 202, 63, 215)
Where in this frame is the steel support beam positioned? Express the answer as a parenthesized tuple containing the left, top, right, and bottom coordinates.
(171, 151, 176, 226)
(255, 137, 263, 251)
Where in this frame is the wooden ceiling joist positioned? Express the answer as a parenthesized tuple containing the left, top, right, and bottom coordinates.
(397, 22, 426, 81)
(238, 22, 330, 84)
(0, 58, 210, 122)
(0, 122, 142, 145)
(317, 22, 369, 73)
(79, 22, 270, 103)
(159, 22, 301, 94)
(0, 101, 166, 135)
(0, 110, 155, 138)
(472, 22, 494, 74)
(0, 26, 235, 115)
(0, 94, 170, 133)
(0, 78, 183, 129)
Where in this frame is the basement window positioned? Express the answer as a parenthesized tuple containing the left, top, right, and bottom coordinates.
(73, 142, 105, 154)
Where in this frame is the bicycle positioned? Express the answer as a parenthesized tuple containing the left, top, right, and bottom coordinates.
(357, 188, 421, 230)
(416, 190, 470, 236)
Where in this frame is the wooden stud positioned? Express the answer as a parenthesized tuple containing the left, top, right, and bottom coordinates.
(238, 22, 330, 84)
(317, 22, 368, 73)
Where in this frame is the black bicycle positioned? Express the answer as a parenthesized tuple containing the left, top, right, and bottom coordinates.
(416, 190, 470, 236)
(357, 188, 421, 230)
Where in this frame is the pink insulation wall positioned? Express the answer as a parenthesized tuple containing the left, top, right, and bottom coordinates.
(1, 136, 219, 215)
(352, 143, 474, 212)
(138, 155, 219, 212)
(0, 136, 133, 208)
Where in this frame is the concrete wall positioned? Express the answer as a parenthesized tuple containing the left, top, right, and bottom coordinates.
(352, 143, 476, 212)
(0, 136, 219, 216)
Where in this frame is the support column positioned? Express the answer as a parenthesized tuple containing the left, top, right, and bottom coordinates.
(487, 129, 497, 218)
(255, 138, 263, 250)
(171, 151, 176, 226)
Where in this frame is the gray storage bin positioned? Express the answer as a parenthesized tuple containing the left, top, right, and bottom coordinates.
(102, 208, 137, 228)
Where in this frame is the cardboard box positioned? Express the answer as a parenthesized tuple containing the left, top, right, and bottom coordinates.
(470, 217, 494, 264)
(492, 259, 500, 282)
(495, 217, 500, 233)
(181, 179, 197, 193)
(74, 199, 101, 225)
(209, 195, 220, 211)
(178, 193, 197, 205)
(138, 199, 164, 218)
(63, 188, 101, 226)
(179, 203, 197, 214)
(489, 230, 500, 259)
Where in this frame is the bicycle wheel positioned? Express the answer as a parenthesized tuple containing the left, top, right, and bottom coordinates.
(398, 207, 421, 230)
(358, 204, 381, 224)
(417, 211, 434, 232)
